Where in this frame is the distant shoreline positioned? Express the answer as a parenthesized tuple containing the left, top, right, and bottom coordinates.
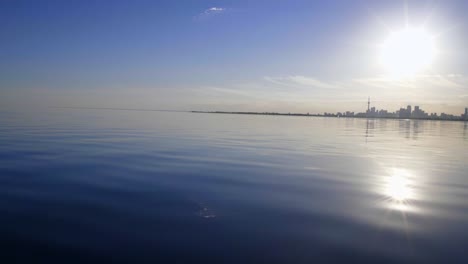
(191, 110, 468, 122)
(51, 106, 186, 112)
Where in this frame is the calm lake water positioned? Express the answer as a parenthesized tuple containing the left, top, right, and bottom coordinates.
(0, 109, 467, 263)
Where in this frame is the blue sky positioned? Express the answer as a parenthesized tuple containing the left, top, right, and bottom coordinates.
(1, 0, 467, 114)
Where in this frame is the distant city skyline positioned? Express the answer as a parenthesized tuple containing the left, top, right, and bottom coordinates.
(329, 97, 468, 120)
(193, 95, 468, 121)
(1, 1, 467, 114)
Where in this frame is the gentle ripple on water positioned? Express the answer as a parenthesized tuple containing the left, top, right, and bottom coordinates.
(0, 109, 467, 263)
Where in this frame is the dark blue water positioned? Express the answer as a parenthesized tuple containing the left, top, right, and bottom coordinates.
(1, 109, 467, 263)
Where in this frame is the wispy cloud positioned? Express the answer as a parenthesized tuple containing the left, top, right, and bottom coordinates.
(190, 73, 468, 113)
(353, 74, 467, 93)
(204, 7, 225, 14)
(197, 86, 254, 98)
(264, 76, 342, 90)
(195, 7, 226, 20)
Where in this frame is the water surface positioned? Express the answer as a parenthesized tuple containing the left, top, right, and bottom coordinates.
(0, 109, 467, 263)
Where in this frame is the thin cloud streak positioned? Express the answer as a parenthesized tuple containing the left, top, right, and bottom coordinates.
(191, 73, 468, 114)
(264, 76, 343, 90)
(194, 7, 226, 20)
(205, 7, 225, 14)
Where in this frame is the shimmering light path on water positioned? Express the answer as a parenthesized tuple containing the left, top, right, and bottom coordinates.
(0, 109, 467, 263)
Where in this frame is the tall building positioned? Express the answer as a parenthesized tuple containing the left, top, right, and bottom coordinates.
(412, 105, 427, 119)
(465, 108, 468, 120)
(366, 97, 371, 118)
(399, 105, 412, 119)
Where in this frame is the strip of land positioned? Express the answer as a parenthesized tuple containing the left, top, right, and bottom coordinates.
(191, 110, 468, 122)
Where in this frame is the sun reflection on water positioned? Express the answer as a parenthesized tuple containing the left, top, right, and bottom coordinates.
(374, 168, 420, 236)
(377, 167, 419, 215)
(385, 168, 413, 202)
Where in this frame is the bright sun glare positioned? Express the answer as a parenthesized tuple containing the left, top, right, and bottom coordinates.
(380, 27, 436, 77)
(385, 168, 413, 202)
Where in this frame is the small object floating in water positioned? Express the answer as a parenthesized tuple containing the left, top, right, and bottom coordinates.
(197, 206, 216, 219)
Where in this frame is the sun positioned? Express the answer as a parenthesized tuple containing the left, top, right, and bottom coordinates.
(380, 27, 436, 77)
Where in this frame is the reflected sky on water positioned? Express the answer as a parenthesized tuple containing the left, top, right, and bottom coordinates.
(0, 109, 467, 263)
